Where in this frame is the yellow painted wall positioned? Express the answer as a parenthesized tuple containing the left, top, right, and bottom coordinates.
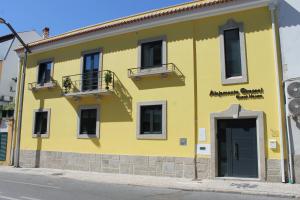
(21, 21, 196, 158)
(20, 7, 282, 160)
(195, 7, 281, 159)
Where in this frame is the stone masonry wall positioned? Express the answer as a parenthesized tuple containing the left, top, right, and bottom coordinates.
(294, 155, 300, 183)
(196, 158, 282, 182)
(266, 159, 282, 182)
(20, 150, 196, 179)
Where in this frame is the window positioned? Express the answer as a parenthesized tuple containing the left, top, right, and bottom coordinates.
(33, 109, 50, 137)
(137, 101, 166, 140)
(78, 106, 99, 138)
(138, 36, 167, 70)
(82, 52, 100, 91)
(141, 105, 162, 134)
(224, 29, 242, 78)
(141, 41, 162, 69)
(37, 61, 53, 85)
(220, 20, 247, 85)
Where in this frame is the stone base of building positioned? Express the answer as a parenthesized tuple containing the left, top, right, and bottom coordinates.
(294, 155, 300, 183)
(195, 157, 282, 182)
(266, 159, 282, 182)
(20, 150, 196, 178)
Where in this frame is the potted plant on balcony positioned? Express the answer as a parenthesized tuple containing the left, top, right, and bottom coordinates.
(63, 76, 72, 93)
(104, 71, 112, 90)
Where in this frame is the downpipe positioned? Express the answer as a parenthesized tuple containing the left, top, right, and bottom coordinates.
(269, 1, 286, 183)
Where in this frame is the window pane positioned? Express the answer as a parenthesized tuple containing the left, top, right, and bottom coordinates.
(34, 111, 48, 134)
(140, 105, 162, 135)
(224, 29, 242, 78)
(141, 108, 151, 134)
(141, 41, 162, 69)
(83, 53, 99, 91)
(38, 62, 52, 84)
(80, 109, 97, 135)
(153, 108, 162, 133)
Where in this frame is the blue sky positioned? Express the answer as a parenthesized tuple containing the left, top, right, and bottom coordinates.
(0, 0, 191, 37)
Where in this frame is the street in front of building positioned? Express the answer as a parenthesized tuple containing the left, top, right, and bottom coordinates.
(0, 171, 293, 200)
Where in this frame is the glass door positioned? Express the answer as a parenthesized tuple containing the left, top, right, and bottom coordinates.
(82, 52, 99, 91)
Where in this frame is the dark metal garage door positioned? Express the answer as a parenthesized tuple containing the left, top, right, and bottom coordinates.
(217, 119, 258, 178)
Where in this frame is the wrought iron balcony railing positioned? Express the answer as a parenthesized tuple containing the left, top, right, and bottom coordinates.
(128, 63, 177, 78)
(62, 70, 115, 97)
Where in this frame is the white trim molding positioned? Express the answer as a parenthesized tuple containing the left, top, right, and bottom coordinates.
(32, 108, 51, 138)
(136, 100, 167, 140)
(219, 19, 248, 85)
(77, 105, 100, 139)
(137, 36, 167, 69)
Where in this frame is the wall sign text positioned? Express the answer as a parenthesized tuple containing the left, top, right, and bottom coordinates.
(210, 88, 264, 100)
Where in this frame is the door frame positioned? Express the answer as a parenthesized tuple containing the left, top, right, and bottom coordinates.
(210, 104, 266, 181)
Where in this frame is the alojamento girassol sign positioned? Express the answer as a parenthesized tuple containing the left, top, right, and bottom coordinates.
(209, 88, 264, 100)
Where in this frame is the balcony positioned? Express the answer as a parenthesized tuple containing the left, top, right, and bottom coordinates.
(28, 79, 58, 91)
(128, 63, 177, 79)
(62, 70, 115, 99)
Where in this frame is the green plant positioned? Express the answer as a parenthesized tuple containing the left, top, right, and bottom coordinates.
(104, 71, 113, 90)
(63, 76, 72, 93)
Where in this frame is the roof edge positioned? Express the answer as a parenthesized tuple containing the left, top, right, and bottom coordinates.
(16, 0, 274, 55)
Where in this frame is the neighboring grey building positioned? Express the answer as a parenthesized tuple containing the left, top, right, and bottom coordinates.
(278, 0, 300, 183)
(0, 31, 41, 117)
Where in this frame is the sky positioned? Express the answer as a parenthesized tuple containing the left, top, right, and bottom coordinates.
(0, 0, 191, 37)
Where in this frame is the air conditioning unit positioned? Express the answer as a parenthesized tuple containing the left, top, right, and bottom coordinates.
(286, 80, 300, 120)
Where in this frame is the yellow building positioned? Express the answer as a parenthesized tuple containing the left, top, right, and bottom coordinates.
(15, 0, 286, 182)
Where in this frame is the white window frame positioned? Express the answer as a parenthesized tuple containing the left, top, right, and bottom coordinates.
(32, 108, 51, 138)
(137, 36, 167, 71)
(36, 58, 54, 87)
(219, 19, 248, 85)
(77, 105, 100, 139)
(136, 100, 167, 140)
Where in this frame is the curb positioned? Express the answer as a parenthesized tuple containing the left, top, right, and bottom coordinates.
(1, 167, 299, 199)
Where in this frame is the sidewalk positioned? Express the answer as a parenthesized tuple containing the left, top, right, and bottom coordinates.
(0, 166, 299, 199)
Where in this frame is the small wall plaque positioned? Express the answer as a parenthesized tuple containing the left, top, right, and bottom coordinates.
(198, 128, 206, 142)
(197, 144, 211, 155)
(180, 138, 187, 146)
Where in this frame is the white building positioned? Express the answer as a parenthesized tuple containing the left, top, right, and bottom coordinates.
(0, 31, 41, 117)
(278, 0, 300, 183)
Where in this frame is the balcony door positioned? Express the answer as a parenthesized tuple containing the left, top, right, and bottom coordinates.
(82, 52, 100, 92)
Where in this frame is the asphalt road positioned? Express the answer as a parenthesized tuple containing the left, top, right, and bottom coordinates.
(0, 171, 292, 200)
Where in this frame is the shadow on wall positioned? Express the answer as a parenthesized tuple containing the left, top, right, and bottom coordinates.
(279, 1, 300, 28)
(101, 74, 133, 122)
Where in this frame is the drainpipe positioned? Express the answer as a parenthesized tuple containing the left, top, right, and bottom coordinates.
(269, 1, 286, 183)
(14, 50, 28, 167)
(285, 110, 295, 183)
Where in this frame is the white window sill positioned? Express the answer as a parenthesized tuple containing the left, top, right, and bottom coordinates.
(77, 134, 99, 139)
(222, 76, 248, 85)
(129, 66, 173, 79)
(32, 133, 49, 138)
(30, 82, 57, 91)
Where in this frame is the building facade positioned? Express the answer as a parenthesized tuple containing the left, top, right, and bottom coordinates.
(278, 0, 300, 183)
(16, 0, 286, 182)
